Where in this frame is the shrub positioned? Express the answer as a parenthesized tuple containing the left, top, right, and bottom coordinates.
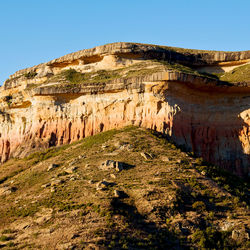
(64, 69, 86, 84)
(7, 241, 15, 247)
(192, 201, 206, 212)
(0, 235, 14, 241)
(63, 68, 120, 84)
(195, 162, 249, 205)
(24, 71, 37, 79)
(206, 211, 215, 220)
(192, 227, 232, 249)
(1, 229, 15, 234)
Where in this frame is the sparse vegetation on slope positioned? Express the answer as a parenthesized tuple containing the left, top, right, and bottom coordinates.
(21, 57, 250, 91)
(220, 64, 250, 83)
(63, 68, 120, 84)
(0, 126, 249, 249)
(24, 71, 37, 79)
(43, 60, 207, 88)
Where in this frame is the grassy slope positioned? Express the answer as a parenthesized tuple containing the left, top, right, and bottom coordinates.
(0, 127, 249, 249)
(220, 64, 250, 83)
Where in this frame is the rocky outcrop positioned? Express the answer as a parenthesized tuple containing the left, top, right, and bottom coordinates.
(0, 42, 249, 177)
(4, 42, 250, 90)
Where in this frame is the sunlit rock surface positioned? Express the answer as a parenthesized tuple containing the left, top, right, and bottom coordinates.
(0, 42, 249, 177)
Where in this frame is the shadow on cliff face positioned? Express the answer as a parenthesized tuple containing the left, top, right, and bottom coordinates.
(161, 82, 250, 178)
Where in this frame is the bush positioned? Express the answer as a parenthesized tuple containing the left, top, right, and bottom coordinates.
(192, 227, 232, 249)
(0, 235, 14, 241)
(24, 71, 37, 79)
(63, 69, 120, 84)
(192, 201, 206, 212)
(1, 229, 15, 234)
(195, 163, 249, 205)
(64, 69, 86, 84)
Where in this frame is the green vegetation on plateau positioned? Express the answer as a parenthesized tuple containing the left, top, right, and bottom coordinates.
(44, 60, 207, 87)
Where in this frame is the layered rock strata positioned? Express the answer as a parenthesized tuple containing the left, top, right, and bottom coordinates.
(0, 42, 249, 177)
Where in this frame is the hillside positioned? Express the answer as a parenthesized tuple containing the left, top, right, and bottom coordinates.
(220, 64, 250, 83)
(0, 127, 249, 249)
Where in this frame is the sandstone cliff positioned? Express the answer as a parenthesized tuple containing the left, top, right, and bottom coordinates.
(0, 42, 249, 177)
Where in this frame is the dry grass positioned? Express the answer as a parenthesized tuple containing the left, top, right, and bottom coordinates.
(220, 64, 250, 83)
(0, 126, 249, 249)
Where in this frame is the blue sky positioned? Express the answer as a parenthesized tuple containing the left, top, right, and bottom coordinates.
(0, 0, 249, 85)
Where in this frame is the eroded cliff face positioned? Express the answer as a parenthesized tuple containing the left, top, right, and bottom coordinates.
(0, 42, 249, 177)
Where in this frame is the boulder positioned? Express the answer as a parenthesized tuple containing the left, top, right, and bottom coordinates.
(176, 159, 183, 164)
(110, 174, 116, 179)
(65, 166, 77, 174)
(161, 156, 170, 162)
(0, 186, 16, 195)
(47, 163, 59, 171)
(114, 190, 122, 198)
(113, 190, 127, 198)
(78, 154, 86, 159)
(99, 160, 124, 172)
(99, 160, 116, 170)
(115, 162, 123, 172)
(220, 221, 235, 231)
(141, 152, 153, 160)
(96, 180, 113, 190)
(41, 183, 51, 188)
(51, 179, 63, 186)
(232, 229, 249, 241)
(201, 171, 206, 176)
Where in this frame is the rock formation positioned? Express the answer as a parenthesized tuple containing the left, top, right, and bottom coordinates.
(0, 42, 249, 177)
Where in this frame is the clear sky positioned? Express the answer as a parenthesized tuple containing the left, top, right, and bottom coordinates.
(0, 0, 249, 85)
